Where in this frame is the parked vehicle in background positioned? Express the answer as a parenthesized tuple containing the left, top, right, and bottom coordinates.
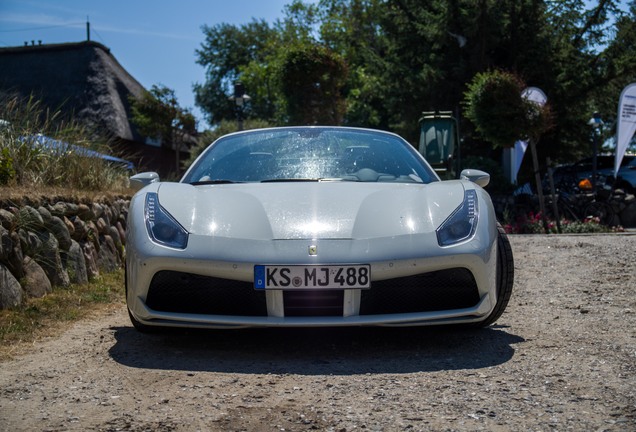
(550, 155, 636, 193)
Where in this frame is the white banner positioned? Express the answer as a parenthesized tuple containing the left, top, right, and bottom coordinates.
(513, 87, 548, 183)
(615, 83, 636, 176)
(512, 140, 529, 183)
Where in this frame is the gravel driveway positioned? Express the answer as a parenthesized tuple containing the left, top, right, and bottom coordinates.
(1, 234, 635, 431)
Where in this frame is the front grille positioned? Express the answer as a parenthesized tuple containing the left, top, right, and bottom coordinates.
(146, 271, 267, 316)
(144, 268, 479, 318)
(283, 290, 345, 316)
(360, 268, 479, 315)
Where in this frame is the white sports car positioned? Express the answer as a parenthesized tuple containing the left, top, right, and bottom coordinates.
(126, 126, 513, 331)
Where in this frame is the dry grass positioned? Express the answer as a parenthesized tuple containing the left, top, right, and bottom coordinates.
(0, 269, 125, 361)
(0, 185, 133, 204)
(1, 93, 133, 192)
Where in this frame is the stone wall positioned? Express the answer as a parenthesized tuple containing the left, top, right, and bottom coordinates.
(0, 196, 130, 309)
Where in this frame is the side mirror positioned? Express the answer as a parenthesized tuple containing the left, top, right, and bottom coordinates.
(460, 169, 490, 188)
(129, 172, 160, 192)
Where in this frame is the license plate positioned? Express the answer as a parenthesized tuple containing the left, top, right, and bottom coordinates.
(254, 265, 370, 290)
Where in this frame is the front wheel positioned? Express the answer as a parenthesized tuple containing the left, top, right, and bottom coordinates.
(127, 308, 161, 333)
(477, 223, 515, 327)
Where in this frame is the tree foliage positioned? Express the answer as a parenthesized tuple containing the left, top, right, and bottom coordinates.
(280, 45, 348, 124)
(194, 20, 279, 125)
(463, 70, 552, 148)
(130, 84, 196, 174)
(193, 0, 636, 172)
(130, 85, 196, 146)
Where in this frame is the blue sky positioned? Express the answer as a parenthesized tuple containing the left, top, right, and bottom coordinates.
(0, 0, 307, 129)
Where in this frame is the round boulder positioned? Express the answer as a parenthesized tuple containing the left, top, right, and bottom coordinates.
(22, 257, 52, 298)
(0, 263, 22, 309)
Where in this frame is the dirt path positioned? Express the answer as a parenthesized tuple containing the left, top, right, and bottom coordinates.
(1, 235, 635, 431)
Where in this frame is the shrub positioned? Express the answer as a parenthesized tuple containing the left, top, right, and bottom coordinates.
(504, 211, 616, 234)
(463, 70, 552, 149)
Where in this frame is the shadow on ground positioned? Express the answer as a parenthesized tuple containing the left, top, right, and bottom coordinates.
(108, 324, 523, 375)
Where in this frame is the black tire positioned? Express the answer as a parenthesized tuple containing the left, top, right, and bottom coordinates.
(477, 223, 515, 327)
(127, 308, 160, 333)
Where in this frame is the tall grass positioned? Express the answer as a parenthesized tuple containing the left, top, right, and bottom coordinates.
(0, 93, 130, 191)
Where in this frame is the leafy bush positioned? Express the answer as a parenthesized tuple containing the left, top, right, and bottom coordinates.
(560, 217, 616, 234)
(463, 70, 552, 148)
(504, 211, 617, 234)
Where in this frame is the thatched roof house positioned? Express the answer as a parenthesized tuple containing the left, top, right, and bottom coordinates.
(0, 41, 185, 177)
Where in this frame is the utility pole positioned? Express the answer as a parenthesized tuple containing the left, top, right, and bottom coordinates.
(86, 17, 90, 41)
(229, 81, 250, 131)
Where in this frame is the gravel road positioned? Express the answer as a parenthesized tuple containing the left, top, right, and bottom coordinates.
(1, 234, 635, 431)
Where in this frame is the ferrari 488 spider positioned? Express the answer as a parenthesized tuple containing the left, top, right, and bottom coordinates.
(126, 127, 513, 331)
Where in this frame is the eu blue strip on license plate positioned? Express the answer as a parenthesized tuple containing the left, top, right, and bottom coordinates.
(254, 265, 370, 290)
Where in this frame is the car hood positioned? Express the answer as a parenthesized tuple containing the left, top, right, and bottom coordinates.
(155, 181, 466, 240)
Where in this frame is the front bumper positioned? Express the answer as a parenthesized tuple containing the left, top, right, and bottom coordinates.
(126, 227, 498, 328)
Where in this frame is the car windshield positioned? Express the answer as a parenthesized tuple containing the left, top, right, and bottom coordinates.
(182, 127, 438, 184)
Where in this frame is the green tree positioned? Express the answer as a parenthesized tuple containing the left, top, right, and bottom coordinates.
(192, 0, 633, 167)
(280, 45, 348, 124)
(374, 0, 557, 141)
(130, 85, 196, 175)
(463, 70, 551, 149)
(315, 0, 388, 127)
(526, 0, 632, 163)
(583, 2, 636, 137)
(194, 20, 279, 125)
(464, 69, 553, 232)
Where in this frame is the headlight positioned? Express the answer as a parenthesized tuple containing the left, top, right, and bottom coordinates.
(144, 192, 189, 249)
(436, 189, 478, 246)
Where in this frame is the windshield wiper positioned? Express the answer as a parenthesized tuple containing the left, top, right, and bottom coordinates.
(190, 179, 241, 185)
(261, 178, 320, 183)
(261, 178, 354, 183)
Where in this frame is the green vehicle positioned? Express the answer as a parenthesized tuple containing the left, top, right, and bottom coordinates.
(418, 111, 460, 178)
